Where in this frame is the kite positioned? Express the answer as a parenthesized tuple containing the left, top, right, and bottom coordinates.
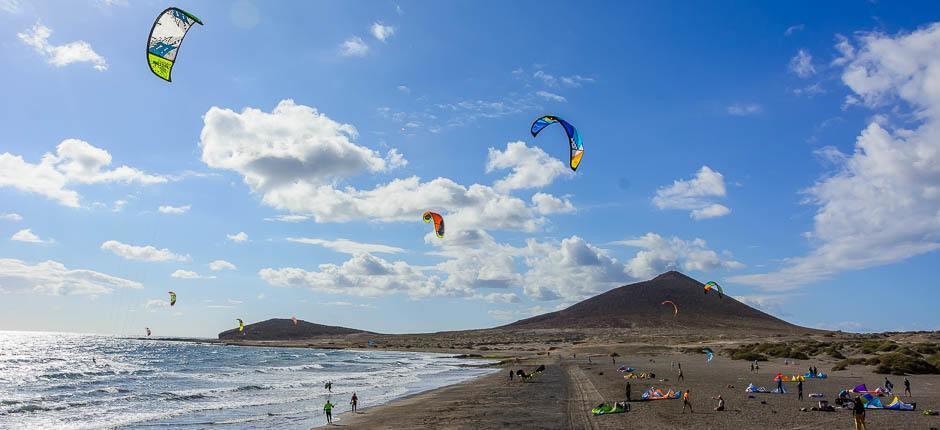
(146, 327, 151, 337)
(704, 281, 724, 298)
(147, 7, 204, 82)
(422, 211, 445, 238)
(291, 316, 298, 326)
(168, 291, 177, 306)
(236, 318, 244, 333)
(530, 115, 584, 171)
(703, 347, 714, 362)
(661, 300, 678, 317)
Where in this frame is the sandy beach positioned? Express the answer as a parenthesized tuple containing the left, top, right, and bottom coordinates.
(310, 340, 940, 429)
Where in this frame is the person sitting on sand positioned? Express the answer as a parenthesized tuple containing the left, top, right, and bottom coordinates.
(852, 395, 866, 430)
(712, 395, 724, 411)
(324, 399, 334, 424)
(682, 389, 693, 413)
(904, 378, 911, 396)
(350, 392, 358, 413)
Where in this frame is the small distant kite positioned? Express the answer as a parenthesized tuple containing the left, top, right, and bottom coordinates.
(147, 7, 203, 82)
(530, 115, 584, 171)
(422, 211, 445, 238)
(291, 316, 298, 326)
(146, 327, 151, 337)
(661, 300, 678, 317)
(236, 318, 244, 333)
(704, 281, 724, 299)
(168, 291, 177, 306)
(703, 347, 714, 363)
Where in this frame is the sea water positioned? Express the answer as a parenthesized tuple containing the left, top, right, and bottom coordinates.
(0, 331, 496, 429)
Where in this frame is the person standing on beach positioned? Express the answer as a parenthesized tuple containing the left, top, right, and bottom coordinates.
(625, 381, 631, 402)
(904, 378, 911, 396)
(852, 395, 867, 430)
(323, 399, 334, 424)
(797, 380, 803, 400)
(677, 364, 684, 382)
(750, 362, 754, 372)
(350, 392, 358, 413)
(884, 377, 893, 393)
(682, 389, 693, 413)
(509, 369, 514, 382)
(712, 395, 724, 411)
(776, 376, 783, 393)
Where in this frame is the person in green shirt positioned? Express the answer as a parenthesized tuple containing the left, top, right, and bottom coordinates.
(324, 400, 334, 424)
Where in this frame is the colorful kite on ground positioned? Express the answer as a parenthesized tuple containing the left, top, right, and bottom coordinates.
(861, 394, 915, 411)
(530, 115, 584, 171)
(236, 318, 244, 333)
(147, 7, 203, 82)
(703, 347, 714, 362)
(641, 387, 681, 400)
(704, 281, 724, 298)
(146, 327, 151, 337)
(661, 300, 678, 317)
(168, 291, 177, 306)
(422, 211, 445, 238)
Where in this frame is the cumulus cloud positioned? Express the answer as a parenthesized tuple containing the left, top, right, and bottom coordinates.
(0, 139, 167, 207)
(734, 24, 940, 290)
(1, 213, 22, 222)
(727, 103, 762, 116)
(208, 260, 237, 271)
(1, 0, 20, 14)
(531, 192, 574, 215)
(340, 36, 368, 56)
(615, 233, 744, 280)
(17, 22, 108, 71)
(287, 237, 405, 254)
(158, 205, 190, 214)
(370, 22, 395, 42)
(789, 49, 816, 78)
(10, 228, 52, 244)
(170, 269, 215, 279)
(486, 141, 571, 193)
(0, 258, 142, 295)
(522, 236, 627, 301)
(653, 166, 731, 220)
(101, 240, 190, 262)
(226, 232, 248, 243)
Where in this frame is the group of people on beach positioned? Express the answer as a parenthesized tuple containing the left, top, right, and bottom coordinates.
(321, 381, 359, 426)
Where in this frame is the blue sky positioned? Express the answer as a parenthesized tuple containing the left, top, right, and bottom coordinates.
(1, 0, 939, 336)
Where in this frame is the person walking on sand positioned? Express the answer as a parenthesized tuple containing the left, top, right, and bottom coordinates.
(712, 395, 724, 411)
(750, 362, 754, 372)
(682, 390, 693, 413)
(677, 365, 684, 382)
(797, 380, 803, 400)
(509, 369, 514, 382)
(350, 392, 358, 413)
(852, 395, 867, 430)
(776, 376, 784, 393)
(323, 399, 334, 424)
(904, 378, 911, 396)
(625, 381, 631, 402)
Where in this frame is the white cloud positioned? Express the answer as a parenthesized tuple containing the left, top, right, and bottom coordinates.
(397, 85, 410, 93)
(653, 166, 731, 220)
(784, 24, 805, 36)
(208, 260, 237, 271)
(0, 139, 167, 207)
(531, 192, 574, 215)
(535, 90, 567, 103)
(145, 299, 168, 311)
(264, 214, 310, 223)
(1, 213, 22, 222)
(727, 103, 762, 116)
(340, 36, 368, 56)
(10, 228, 52, 244)
(488, 305, 555, 321)
(532, 70, 594, 88)
(789, 49, 816, 78)
(480, 292, 520, 304)
(1, 0, 20, 13)
(101, 240, 190, 262)
(733, 23, 940, 290)
(0, 258, 141, 295)
(158, 205, 190, 214)
(287, 237, 405, 254)
(17, 22, 107, 71)
(170, 269, 215, 279)
(112, 200, 127, 212)
(318, 301, 375, 308)
(793, 82, 826, 97)
(614, 233, 744, 280)
(370, 22, 395, 42)
(486, 141, 571, 193)
(227, 232, 248, 242)
(831, 34, 855, 66)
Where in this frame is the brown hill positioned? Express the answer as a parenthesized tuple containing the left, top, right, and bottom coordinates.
(503, 271, 809, 333)
(218, 318, 371, 340)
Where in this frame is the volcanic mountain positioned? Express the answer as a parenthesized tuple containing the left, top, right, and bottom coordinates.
(503, 271, 809, 333)
(218, 318, 372, 341)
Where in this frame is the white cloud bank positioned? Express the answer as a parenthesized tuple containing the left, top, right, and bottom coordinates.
(18, 22, 108, 71)
(287, 237, 405, 255)
(101, 240, 190, 262)
(0, 258, 141, 295)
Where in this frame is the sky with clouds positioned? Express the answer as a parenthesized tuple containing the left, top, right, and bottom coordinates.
(1, 0, 939, 336)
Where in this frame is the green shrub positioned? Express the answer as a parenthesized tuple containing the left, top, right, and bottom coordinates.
(874, 352, 939, 375)
(731, 351, 767, 361)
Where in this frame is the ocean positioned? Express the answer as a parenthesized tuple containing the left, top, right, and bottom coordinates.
(0, 331, 496, 429)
